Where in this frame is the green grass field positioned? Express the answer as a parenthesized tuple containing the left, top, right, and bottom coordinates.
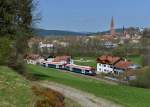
(0, 66, 82, 107)
(126, 55, 142, 65)
(27, 65, 150, 107)
(74, 56, 142, 67)
(0, 66, 36, 107)
(74, 57, 96, 67)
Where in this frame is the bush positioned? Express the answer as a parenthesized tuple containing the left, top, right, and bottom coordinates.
(0, 37, 26, 74)
(8, 53, 26, 74)
(129, 66, 150, 88)
(112, 46, 126, 57)
(0, 37, 12, 65)
(32, 85, 65, 107)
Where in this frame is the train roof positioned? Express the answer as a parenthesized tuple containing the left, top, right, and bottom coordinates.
(65, 64, 94, 70)
(44, 61, 64, 65)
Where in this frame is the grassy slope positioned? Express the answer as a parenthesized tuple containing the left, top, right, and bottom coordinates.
(0, 66, 36, 107)
(27, 65, 150, 107)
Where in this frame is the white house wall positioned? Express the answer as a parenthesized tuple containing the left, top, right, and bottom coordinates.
(97, 63, 113, 74)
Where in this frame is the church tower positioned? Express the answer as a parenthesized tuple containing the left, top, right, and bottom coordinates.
(110, 16, 116, 36)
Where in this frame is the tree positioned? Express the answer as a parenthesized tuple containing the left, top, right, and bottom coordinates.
(0, 0, 39, 72)
(0, 37, 12, 65)
(129, 67, 150, 88)
(0, 0, 17, 37)
(141, 29, 150, 66)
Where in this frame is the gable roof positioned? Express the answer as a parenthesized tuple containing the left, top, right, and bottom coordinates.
(114, 60, 133, 70)
(25, 53, 41, 60)
(97, 55, 121, 64)
(53, 56, 71, 62)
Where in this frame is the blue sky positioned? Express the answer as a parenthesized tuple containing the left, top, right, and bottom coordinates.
(37, 0, 150, 32)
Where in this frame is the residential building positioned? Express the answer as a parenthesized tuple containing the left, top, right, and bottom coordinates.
(113, 60, 133, 75)
(39, 42, 54, 48)
(103, 41, 118, 48)
(24, 53, 44, 65)
(53, 56, 74, 64)
(96, 55, 121, 74)
(96, 55, 140, 76)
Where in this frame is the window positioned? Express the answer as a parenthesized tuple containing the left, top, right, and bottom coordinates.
(103, 64, 106, 67)
(110, 65, 113, 68)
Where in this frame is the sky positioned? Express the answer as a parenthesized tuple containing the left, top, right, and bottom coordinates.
(37, 0, 150, 32)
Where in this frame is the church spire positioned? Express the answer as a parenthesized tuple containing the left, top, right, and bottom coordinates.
(110, 16, 116, 36)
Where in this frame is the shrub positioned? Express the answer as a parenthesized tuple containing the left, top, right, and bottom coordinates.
(0, 37, 26, 74)
(8, 54, 26, 74)
(32, 85, 65, 107)
(129, 66, 150, 88)
(0, 37, 12, 65)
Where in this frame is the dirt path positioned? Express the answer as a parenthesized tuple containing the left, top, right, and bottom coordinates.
(36, 81, 122, 107)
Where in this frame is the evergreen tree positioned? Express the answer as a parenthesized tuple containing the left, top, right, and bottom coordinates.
(0, 0, 39, 72)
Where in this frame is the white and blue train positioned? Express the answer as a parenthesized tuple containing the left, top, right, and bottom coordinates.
(42, 61, 96, 76)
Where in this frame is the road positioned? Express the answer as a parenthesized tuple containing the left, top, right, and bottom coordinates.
(36, 81, 122, 107)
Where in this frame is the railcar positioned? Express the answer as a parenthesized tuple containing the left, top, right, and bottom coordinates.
(42, 61, 65, 69)
(42, 62, 96, 76)
(65, 64, 96, 76)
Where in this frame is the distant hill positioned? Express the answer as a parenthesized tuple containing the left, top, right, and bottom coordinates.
(91, 28, 124, 36)
(34, 27, 138, 37)
(34, 29, 89, 36)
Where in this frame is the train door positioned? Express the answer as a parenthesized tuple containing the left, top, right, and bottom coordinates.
(81, 69, 85, 74)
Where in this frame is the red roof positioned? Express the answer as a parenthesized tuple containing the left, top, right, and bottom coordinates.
(97, 55, 121, 64)
(25, 53, 41, 60)
(53, 56, 71, 62)
(114, 60, 133, 70)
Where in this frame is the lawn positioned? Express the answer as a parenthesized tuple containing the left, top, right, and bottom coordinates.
(74, 56, 142, 67)
(74, 57, 96, 67)
(126, 55, 142, 65)
(27, 65, 150, 107)
(0, 66, 36, 107)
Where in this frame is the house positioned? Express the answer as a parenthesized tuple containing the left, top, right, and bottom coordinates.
(39, 42, 54, 52)
(113, 60, 133, 75)
(113, 61, 140, 80)
(39, 42, 54, 48)
(24, 53, 44, 65)
(103, 41, 118, 48)
(96, 55, 121, 74)
(42, 55, 74, 69)
(52, 56, 74, 64)
(96, 55, 140, 77)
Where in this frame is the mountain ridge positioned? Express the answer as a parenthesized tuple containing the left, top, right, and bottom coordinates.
(34, 27, 139, 36)
(34, 28, 89, 36)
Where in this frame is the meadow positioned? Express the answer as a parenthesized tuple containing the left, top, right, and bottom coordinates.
(126, 55, 142, 65)
(74, 57, 97, 67)
(74, 56, 142, 67)
(27, 65, 150, 107)
(0, 66, 82, 107)
(0, 66, 36, 107)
